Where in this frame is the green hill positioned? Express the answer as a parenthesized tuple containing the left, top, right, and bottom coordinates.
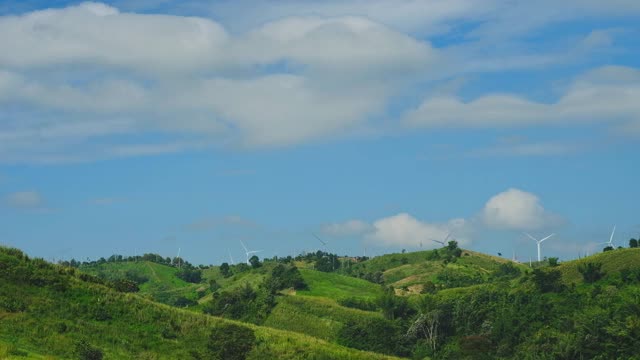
(0, 246, 401, 360)
(344, 247, 525, 294)
(80, 260, 203, 306)
(558, 247, 640, 284)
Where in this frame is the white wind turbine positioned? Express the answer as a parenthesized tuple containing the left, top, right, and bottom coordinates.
(524, 233, 555, 262)
(240, 240, 262, 265)
(227, 248, 235, 265)
(313, 233, 328, 251)
(430, 232, 452, 246)
(600, 225, 617, 249)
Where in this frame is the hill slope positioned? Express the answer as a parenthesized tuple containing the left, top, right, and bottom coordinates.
(0, 246, 400, 360)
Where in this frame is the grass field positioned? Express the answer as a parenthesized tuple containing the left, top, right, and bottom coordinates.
(558, 247, 640, 284)
(264, 295, 382, 342)
(81, 261, 202, 304)
(298, 268, 383, 300)
(0, 247, 402, 360)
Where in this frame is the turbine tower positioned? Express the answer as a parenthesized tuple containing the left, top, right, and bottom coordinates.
(524, 233, 555, 262)
(600, 225, 616, 249)
(240, 240, 262, 265)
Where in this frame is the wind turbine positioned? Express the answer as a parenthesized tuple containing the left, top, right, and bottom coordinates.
(227, 248, 235, 264)
(313, 233, 327, 251)
(524, 233, 555, 262)
(430, 232, 452, 246)
(239, 240, 262, 265)
(313, 233, 335, 270)
(600, 225, 616, 249)
(176, 247, 181, 268)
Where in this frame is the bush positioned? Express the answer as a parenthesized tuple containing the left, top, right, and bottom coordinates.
(338, 297, 378, 311)
(74, 340, 103, 360)
(531, 268, 564, 293)
(207, 323, 256, 360)
(492, 263, 521, 280)
(578, 262, 605, 283)
(338, 317, 410, 356)
(111, 279, 140, 293)
(176, 268, 202, 283)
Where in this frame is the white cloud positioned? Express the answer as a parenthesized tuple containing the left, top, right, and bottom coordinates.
(0, 4, 436, 162)
(4, 190, 44, 209)
(481, 188, 563, 230)
(405, 66, 640, 131)
(365, 213, 470, 247)
(322, 219, 372, 236)
(0, 2, 636, 164)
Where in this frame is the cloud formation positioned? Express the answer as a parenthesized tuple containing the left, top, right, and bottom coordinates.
(0, 2, 637, 164)
(406, 66, 640, 132)
(366, 213, 470, 248)
(0, 3, 435, 163)
(481, 188, 563, 230)
(322, 219, 372, 236)
(327, 188, 561, 247)
(4, 190, 44, 209)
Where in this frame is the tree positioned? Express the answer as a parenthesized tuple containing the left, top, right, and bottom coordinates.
(603, 246, 614, 252)
(531, 269, 564, 293)
(578, 262, 605, 283)
(219, 262, 231, 277)
(629, 239, 639, 248)
(74, 340, 103, 360)
(111, 279, 139, 293)
(208, 323, 256, 360)
(249, 255, 261, 268)
(548, 257, 559, 267)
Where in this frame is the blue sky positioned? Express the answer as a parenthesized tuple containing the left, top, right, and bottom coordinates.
(1, 0, 639, 265)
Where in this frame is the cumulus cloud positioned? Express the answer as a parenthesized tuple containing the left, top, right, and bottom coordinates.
(0, 2, 636, 164)
(4, 190, 44, 209)
(366, 213, 470, 248)
(0, 3, 436, 162)
(481, 188, 563, 230)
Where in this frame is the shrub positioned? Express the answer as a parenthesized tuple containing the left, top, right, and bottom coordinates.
(531, 269, 565, 293)
(74, 340, 103, 360)
(492, 263, 521, 280)
(111, 279, 139, 293)
(578, 262, 605, 283)
(338, 317, 409, 356)
(176, 268, 202, 283)
(207, 323, 256, 360)
(338, 297, 378, 311)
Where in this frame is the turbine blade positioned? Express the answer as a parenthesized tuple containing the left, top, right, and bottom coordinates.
(239, 240, 248, 253)
(523, 232, 537, 242)
(313, 233, 327, 246)
(609, 225, 616, 244)
(444, 232, 451, 242)
(539, 234, 555, 243)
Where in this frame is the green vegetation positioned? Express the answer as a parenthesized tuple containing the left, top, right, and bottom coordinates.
(0, 246, 401, 360)
(4, 242, 640, 359)
(297, 268, 383, 300)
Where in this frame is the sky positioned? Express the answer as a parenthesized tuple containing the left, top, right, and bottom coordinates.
(0, 1, 639, 265)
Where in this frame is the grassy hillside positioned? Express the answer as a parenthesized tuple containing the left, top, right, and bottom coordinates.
(345, 247, 525, 294)
(264, 295, 383, 342)
(0, 246, 401, 360)
(298, 268, 383, 300)
(558, 247, 640, 284)
(81, 261, 202, 305)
